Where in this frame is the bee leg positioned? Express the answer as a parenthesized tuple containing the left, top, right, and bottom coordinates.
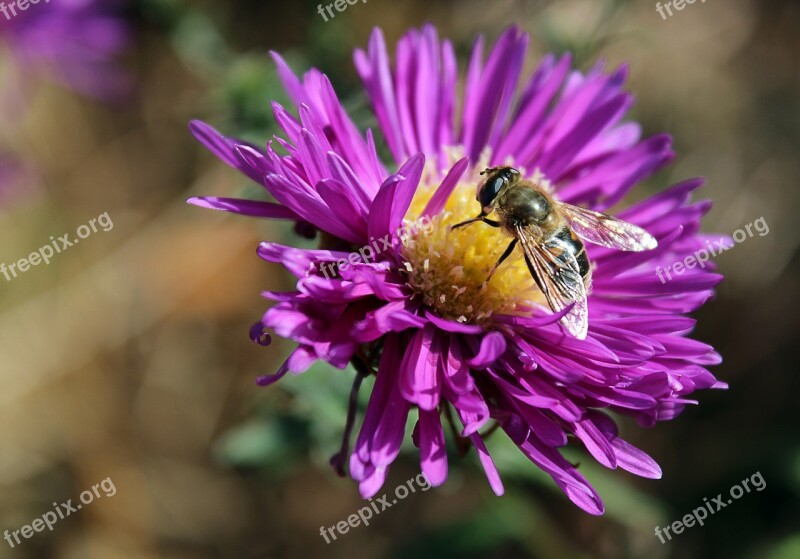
(451, 214, 486, 230)
(451, 218, 480, 230)
(484, 238, 517, 286)
(452, 215, 501, 230)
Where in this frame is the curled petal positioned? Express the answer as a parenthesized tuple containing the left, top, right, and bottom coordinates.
(467, 332, 507, 369)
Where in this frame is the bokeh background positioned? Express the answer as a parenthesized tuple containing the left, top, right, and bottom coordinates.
(0, 0, 798, 557)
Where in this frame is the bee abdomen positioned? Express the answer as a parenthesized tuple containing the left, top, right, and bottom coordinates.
(576, 250, 590, 280)
(555, 227, 590, 279)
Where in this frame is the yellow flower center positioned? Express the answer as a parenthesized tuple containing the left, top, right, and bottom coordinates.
(400, 151, 546, 327)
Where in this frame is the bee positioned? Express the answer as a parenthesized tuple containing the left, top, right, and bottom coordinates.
(452, 166, 657, 339)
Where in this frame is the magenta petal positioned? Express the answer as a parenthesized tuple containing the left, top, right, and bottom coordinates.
(538, 93, 630, 179)
(270, 51, 308, 109)
(446, 381, 489, 435)
(367, 153, 425, 241)
(249, 322, 272, 346)
(187, 196, 299, 220)
(399, 325, 442, 410)
(610, 438, 662, 479)
(261, 173, 360, 243)
(518, 438, 605, 515)
(488, 371, 560, 409)
(355, 28, 406, 162)
(461, 27, 528, 160)
(189, 120, 241, 168)
(420, 157, 470, 218)
(521, 408, 567, 447)
(370, 384, 411, 466)
(468, 433, 504, 496)
(359, 466, 388, 499)
(467, 332, 507, 369)
(255, 361, 289, 387)
(349, 451, 369, 482)
(496, 304, 574, 329)
(573, 418, 617, 469)
(418, 409, 448, 486)
(388, 153, 425, 231)
(497, 54, 572, 158)
(425, 311, 484, 334)
(354, 335, 400, 464)
(287, 346, 316, 374)
(369, 335, 411, 467)
(326, 151, 373, 211)
(189, 121, 269, 184)
(367, 174, 402, 240)
(352, 300, 426, 342)
(317, 179, 368, 238)
(257, 242, 349, 278)
(442, 339, 475, 394)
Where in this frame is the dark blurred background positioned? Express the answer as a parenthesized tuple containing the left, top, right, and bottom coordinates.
(0, 0, 798, 558)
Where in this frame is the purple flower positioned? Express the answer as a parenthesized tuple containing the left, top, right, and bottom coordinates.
(189, 25, 726, 514)
(0, 0, 130, 100)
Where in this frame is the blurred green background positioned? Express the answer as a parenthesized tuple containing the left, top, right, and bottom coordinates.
(0, 0, 798, 558)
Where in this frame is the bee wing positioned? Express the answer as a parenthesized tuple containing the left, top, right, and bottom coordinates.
(558, 204, 657, 252)
(516, 226, 588, 339)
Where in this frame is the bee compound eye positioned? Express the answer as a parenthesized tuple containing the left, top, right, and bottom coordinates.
(479, 177, 505, 208)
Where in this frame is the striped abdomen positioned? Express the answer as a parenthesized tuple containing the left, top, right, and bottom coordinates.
(553, 226, 591, 284)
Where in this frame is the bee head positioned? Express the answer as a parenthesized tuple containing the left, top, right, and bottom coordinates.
(478, 167, 519, 212)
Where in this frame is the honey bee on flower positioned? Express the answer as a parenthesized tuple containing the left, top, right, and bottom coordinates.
(189, 25, 726, 514)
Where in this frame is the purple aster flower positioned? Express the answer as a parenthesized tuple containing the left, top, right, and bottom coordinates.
(0, 0, 130, 101)
(189, 25, 726, 514)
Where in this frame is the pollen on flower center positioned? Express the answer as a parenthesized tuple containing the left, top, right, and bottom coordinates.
(401, 158, 546, 326)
